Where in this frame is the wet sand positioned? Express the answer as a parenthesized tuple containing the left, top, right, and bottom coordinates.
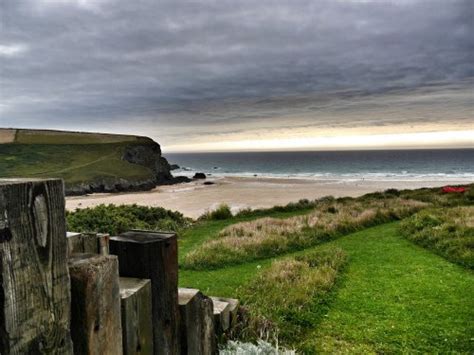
(65, 176, 472, 219)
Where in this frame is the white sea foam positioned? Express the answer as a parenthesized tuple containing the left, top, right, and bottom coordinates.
(173, 169, 474, 182)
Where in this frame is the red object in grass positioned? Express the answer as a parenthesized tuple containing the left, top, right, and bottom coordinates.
(442, 186, 467, 193)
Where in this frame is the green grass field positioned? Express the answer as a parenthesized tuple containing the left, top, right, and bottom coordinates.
(0, 129, 158, 189)
(0, 143, 153, 187)
(179, 219, 474, 353)
(63, 186, 473, 352)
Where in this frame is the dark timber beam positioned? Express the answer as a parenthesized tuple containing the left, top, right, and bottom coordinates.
(110, 230, 179, 355)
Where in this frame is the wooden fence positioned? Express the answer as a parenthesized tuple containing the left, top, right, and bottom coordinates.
(0, 178, 239, 355)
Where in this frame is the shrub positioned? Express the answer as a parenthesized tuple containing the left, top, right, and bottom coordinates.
(399, 206, 474, 268)
(397, 184, 474, 207)
(238, 248, 347, 347)
(182, 198, 427, 269)
(200, 203, 233, 220)
(66, 204, 191, 235)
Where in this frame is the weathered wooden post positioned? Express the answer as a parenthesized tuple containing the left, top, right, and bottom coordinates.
(67, 232, 109, 256)
(178, 288, 202, 354)
(120, 277, 153, 355)
(211, 297, 239, 329)
(201, 296, 217, 355)
(69, 254, 123, 355)
(178, 288, 218, 355)
(212, 299, 231, 336)
(0, 178, 73, 354)
(109, 230, 179, 355)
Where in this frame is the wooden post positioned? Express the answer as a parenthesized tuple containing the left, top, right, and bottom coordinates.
(178, 288, 217, 355)
(178, 288, 202, 354)
(97, 233, 110, 255)
(0, 178, 73, 354)
(200, 296, 217, 355)
(109, 230, 179, 355)
(67, 232, 109, 256)
(120, 277, 153, 355)
(212, 299, 231, 336)
(69, 254, 123, 355)
(211, 297, 239, 329)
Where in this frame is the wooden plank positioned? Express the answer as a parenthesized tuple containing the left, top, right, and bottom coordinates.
(109, 230, 179, 355)
(120, 277, 153, 355)
(69, 254, 122, 355)
(0, 178, 73, 354)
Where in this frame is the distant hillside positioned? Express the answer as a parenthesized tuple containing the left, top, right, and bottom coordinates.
(0, 128, 186, 195)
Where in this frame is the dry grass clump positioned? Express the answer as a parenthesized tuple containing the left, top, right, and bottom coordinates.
(400, 206, 474, 268)
(238, 248, 347, 345)
(183, 198, 426, 269)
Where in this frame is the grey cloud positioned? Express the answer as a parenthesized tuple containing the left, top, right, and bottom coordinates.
(0, 0, 473, 145)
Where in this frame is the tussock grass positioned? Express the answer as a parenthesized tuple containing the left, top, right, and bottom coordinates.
(199, 203, 233, 220)
(400, 206, 474, 268)
(238, 248, 348, 346)
(182, 198, 426, 269)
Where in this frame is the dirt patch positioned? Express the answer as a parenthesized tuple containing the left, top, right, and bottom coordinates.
(0, 129, 16, 143)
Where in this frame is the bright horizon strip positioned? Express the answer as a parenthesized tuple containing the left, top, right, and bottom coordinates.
(163, 130, 474, 153)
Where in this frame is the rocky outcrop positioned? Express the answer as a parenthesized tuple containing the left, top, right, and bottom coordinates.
(122, 139, 173, 183)
(65, 177, 157, 196)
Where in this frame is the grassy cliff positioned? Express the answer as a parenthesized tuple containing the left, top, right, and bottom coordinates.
(0, 128, 173, 194)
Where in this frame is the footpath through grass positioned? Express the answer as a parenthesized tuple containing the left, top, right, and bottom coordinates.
(304, 223, 474, 353)
(179, 222, 474, 353)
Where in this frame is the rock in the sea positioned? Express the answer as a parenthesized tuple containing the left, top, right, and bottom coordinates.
(203, 181, 215, 185)
(170, 164, 180, 170)
(193, 172, 206, 179)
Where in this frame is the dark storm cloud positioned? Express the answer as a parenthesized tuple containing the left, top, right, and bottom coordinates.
(0, 0, 473, 145)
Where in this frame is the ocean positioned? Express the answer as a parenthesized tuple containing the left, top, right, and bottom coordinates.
(166, 149, 474, 182)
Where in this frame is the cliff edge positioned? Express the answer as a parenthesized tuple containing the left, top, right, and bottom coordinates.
(0, 128, 189, 196)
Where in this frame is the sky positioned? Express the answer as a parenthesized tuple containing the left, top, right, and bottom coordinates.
(0, 0, 473, 152)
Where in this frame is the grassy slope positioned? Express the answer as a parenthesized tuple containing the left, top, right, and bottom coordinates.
(400, 206, 474, 269)
(179, 223, 474, 353)
(306, 224, 473, 353)
(0, 143, 153, 186)
(14, 129, 143, 144)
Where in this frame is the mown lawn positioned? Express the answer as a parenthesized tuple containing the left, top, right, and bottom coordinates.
(179, 222, 474, 353)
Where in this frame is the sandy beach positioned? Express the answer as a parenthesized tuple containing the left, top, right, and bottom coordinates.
(66, 176, 472, 218)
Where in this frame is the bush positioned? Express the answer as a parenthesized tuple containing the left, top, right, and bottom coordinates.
(200, 203, 233, 220)
(399, 206, 474, 269)
(182, 198, 427, 270)
(238, 248, 347, 347)
(66, 204, 191, 235)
